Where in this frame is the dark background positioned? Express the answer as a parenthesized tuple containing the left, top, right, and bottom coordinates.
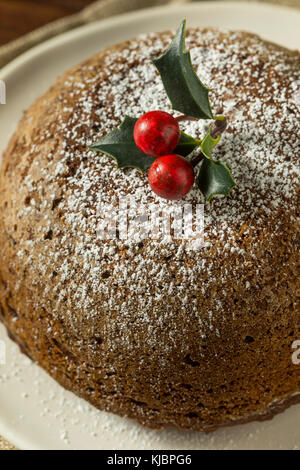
(0, 0, 95, 45)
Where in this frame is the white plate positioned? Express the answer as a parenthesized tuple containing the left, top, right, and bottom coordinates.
(0, 1, 300, 450)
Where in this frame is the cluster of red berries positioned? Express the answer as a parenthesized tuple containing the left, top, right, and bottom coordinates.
(134, 111, 194, 200)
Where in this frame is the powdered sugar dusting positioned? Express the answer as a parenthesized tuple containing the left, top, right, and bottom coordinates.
(4, 28, 300, 362)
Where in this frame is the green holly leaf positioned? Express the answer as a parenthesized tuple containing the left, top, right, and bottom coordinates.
(89, 116, 200, 171)
(197, 159, 236, 201)
(89, 116, 155, 172)
(196, 125, 236, 201)
(152, 20, 213, 120)
(201, 129, 221, 160)
(175, 132, 201, 156)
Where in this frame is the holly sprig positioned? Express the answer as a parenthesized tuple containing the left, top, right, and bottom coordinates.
(90, 116, 200, 171)
(89, 20, 236, 201)
(153, 20, 213, 120)
(196, 121, 236, 201)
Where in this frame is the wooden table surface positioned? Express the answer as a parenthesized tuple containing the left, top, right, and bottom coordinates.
(0, 0, 95, 46)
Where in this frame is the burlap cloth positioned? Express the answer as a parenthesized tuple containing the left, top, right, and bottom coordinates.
(0, 0, 299, 450)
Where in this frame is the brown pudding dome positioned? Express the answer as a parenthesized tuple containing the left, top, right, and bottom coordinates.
(0, 27, 299, 431)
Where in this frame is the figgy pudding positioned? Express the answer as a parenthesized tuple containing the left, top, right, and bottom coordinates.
(0, 24, 299, 432)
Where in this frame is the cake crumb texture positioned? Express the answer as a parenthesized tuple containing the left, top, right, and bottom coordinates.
(0, 28, 299, 431)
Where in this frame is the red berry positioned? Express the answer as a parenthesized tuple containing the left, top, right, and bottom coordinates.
(134, 111, 180, 157)
(148, 154, 194, 200)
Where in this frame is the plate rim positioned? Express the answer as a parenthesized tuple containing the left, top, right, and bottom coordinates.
(1, 0, 300, 80)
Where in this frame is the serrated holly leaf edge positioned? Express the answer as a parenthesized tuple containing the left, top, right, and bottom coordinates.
(201, 127, 221, 161)
(152, 20, 214, 120)
(196, 158, 237, 202)
(90, 147, 154, 173)
(197, 125, 237, 201)
(89, 116, 154, 173)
